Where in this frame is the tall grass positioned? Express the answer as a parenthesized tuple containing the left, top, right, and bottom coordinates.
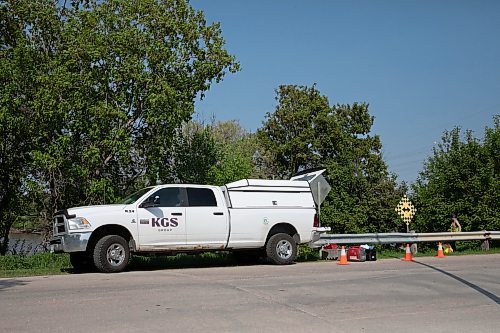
(0, 253, 71, 277)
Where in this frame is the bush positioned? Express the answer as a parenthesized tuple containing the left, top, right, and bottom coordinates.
(296, 245, 319, 262)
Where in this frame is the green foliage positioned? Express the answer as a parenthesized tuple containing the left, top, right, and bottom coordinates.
(0, 0, 238, 252)
(257, 85, 330, 178)
(296, 245, 320, 262)
(165, 122, 220, 184)
(258, 85, 406, 234)
(207, 143, 254, 185)
(412, 116, 500, 232)
(0, 253, 70, 271)
(207, 120, 255, 185)
(164, 120, 255, 185)
(376, 244, 500, 259)
(0, 0, 42, 253)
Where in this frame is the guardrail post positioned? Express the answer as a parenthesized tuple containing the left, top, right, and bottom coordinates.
(482, 231, 491, 251)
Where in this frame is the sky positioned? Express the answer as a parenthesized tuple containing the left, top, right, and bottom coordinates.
(190, 0, 500, 184)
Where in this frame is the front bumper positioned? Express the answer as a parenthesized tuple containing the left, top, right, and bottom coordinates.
(50, 232, 92, 253)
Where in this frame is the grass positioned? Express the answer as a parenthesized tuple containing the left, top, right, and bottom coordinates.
(0, 253, 71, 277)
(1, 244, 498, 278)
(376, 247, 500, 259)
(369, 240, 500, 259)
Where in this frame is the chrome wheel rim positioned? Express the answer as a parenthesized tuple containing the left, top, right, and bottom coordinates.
(106, 243, 126, 267)
(276, 240, 293, 259)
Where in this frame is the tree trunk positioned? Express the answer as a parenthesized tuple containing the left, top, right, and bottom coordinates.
(0, 227, 9, 256)
(0, 192, 14, 256)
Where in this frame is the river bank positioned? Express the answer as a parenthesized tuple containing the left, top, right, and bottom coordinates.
(3, 231, 47, 255)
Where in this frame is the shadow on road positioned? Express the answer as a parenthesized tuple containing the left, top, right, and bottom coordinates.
(125, 254, 273, 272)
(414, 260, 500, 305)
(61, 253, 274, 274)
(0, 279, 29, 291)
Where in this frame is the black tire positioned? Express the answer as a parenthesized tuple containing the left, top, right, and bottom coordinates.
(265, 233, 297, 265)
(70, 252, 95, 272)
(93, 235, 130, 273)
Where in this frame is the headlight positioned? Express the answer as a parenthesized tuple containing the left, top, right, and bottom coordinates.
(68, 217, 92, 230)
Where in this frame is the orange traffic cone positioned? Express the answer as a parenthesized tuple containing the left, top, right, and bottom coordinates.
(436, 242, 446, 258)
(337, 246, 350, 265)
(402, 243, 414, 262)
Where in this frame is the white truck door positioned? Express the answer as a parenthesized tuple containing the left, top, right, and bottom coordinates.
(136, 187, 187, 249)
(185, 187, 229, 249)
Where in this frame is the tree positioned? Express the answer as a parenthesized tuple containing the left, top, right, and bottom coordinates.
(208, 120, 255, 185)
(163, 120, 255, 185)
(257, 85, 328, 178)
(0, 0, 46, 254)
(412, 116, 500, 233)
(257, 85, 405, 233)
(0, 0, 238, 254)
(163, 122, 220, 184)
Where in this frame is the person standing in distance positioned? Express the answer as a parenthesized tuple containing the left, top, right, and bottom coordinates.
(449, 214, 461, 251)
(450, 214, 461, 232)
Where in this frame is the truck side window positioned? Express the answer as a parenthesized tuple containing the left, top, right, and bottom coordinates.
(151, 188, 185, 207)
(187, 188, 217, 207)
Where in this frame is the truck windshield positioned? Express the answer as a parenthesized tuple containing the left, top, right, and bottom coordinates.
(119, 187, 153, 204)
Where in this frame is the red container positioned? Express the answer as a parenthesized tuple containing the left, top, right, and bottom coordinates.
(320, 243, 339, 260)
(347, 246, 366, 262)
(323, 243, 338, 250)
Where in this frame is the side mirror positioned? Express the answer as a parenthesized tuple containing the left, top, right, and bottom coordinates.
(140, 196, 160, 208)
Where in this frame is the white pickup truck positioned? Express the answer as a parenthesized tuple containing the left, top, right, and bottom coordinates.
(50, 169, 331, 273)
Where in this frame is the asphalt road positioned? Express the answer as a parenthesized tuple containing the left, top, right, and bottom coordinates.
(1, 254, 499, 333)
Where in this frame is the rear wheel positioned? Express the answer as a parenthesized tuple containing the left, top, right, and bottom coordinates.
(266, 233, 297, 265)
(93, 235, 130, 273)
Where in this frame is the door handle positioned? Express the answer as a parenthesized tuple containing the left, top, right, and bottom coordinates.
(171, 212, 183, 216)
(213, 212, 224, 216)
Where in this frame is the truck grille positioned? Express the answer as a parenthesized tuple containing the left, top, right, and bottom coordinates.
(54, 215, 66, 235)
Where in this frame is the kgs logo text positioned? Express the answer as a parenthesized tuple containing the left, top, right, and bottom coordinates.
(151, 217, 178, 227)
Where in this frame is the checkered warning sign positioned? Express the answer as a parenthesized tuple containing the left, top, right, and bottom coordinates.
(395, 195, 416, 224)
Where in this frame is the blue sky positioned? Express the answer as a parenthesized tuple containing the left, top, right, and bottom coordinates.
(191, 0, 500, 184)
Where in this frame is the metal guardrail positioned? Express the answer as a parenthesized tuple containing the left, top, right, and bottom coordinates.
(312, 231, 500, 247)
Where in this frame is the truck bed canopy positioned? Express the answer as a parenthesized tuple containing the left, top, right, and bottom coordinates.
(224, 168, 330, 208)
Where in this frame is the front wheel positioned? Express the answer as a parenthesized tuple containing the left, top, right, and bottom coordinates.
(265, 233, 297, 265)
(93, 235, 130, 273)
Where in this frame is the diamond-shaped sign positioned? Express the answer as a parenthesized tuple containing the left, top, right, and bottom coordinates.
(395, 195, 416, 224)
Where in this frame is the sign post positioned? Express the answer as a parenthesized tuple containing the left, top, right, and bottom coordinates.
(395, 195, 416, 233)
